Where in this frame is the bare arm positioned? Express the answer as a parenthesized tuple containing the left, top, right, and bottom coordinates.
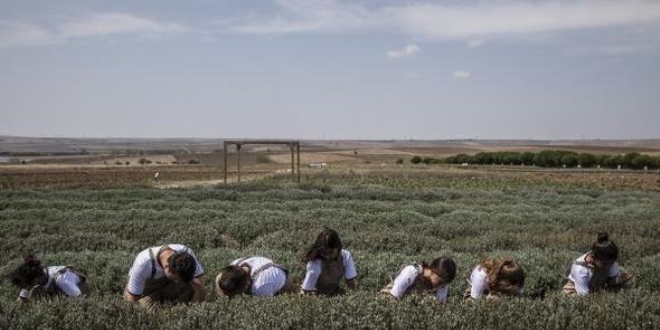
(346, 278, 357, 290)
(123, 289, 140, 303)
(606, 273, 634, 287)
(190, 275, 206, 302)
(17, 289, 29, 304)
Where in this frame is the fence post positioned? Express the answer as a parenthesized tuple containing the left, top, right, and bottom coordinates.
(237, 144, 242, 183)
(223, 141, 228, 183)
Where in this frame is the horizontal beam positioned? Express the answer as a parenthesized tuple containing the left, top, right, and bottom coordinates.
(224, 140, 299, 145)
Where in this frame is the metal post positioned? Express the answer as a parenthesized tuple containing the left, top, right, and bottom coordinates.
(223, 142, 228, 183)
(290, 143, 295, 181)
(237, 144, 242, 183)
(297, 143, 301, 182)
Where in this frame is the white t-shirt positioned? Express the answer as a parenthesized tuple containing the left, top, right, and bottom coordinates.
(126, 244, 204, 296)
(469, 266, 489, 299)
(231, 256, 287, 297)
(388, 265, 448, 303)
(19, 266, 83, 298)
(469, 265, 525, 298)
(300, 249, 358, 291)
(567, 253, 621, 296)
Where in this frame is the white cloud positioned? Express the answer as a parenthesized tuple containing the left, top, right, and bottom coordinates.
(453, 71, 471, 79)
(387, 44, 419, 58)
(0, 13, 188, 49)
(4, 1, 660, 53)
(225, 0, 660, 53)
(59, 13, 188, 39)
(389, 0, 660, 40)
(0, 22, 60, 48)
(565, 42, 657, 56)
(229, 0, 383, 34)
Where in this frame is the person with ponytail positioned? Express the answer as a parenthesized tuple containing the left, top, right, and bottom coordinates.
(563, 232, 633, 295)
(10, 255, 88, 303)
(300, 228, 358, 295)
(466, 258, 525, 299)
(381, 257, 457, 303)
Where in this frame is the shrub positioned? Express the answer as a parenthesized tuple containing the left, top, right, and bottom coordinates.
(1, 171, 659, 329)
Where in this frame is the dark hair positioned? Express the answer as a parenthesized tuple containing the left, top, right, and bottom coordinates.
(216, 265, 250, 297)
(10, 255, 44, 288)
(301, 228, 343, 263)
(481, 258, 525, 295)
(592, 232, 618, 262)
(167, 252, 197, 282)
(425, 257, 457, 284)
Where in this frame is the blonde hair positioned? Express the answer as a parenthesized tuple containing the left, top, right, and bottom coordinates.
(480, 258, 525, 296)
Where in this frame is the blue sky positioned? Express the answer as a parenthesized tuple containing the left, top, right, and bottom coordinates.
(1, 0, 659, 139)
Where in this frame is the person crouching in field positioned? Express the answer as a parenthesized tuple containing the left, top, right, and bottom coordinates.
(563, 232, 633, 296)
(381, 257, 456, 303)
(10, 255, 89, 303)
(465, 258, 525, 300)
(215, 256, 295, 298)
(300, 228, 358, 295)
(124, 244, 206, 307)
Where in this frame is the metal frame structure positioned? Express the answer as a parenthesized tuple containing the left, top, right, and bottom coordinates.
(223, 140, 300, 183)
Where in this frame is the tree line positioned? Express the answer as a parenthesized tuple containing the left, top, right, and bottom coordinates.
(411, 150, 660, 169)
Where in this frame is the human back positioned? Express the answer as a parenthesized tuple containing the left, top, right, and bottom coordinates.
(10, 255, 88, 303)
(300, 228, 358, 295)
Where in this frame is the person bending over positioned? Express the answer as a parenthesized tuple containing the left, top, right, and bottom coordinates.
(216, 256, 295, 298)
(300, 228, 358, 295)
(381, 256, 456, 303)
(563, 232, 633, 296)
(124, 244, 206, 307)
(466, 258, 525, 300)
(10, 254, 88, 303)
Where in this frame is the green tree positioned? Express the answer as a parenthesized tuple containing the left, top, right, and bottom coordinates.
(521, 152, 535, 165)
(578, 153, 596, 168)
(473, 152, 492, 165)
(502, 152, 522, 165)
(624, 152, 641, 168)
(534, 150, 557, 167)
(561, 153, 578, 167)
(631, 154, 652, 169)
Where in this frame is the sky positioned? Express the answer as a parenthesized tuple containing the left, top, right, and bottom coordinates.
(0, 0, 659, 140)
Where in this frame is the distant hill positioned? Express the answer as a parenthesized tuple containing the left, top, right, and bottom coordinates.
(1, 135, 659, 155)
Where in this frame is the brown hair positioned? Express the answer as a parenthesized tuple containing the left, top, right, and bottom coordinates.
(10, 255, 44, 288)
(480, 258, 525, 296)
(301, 228, 343, 263)
(215, 265, 250, 298)
(167, 252, 197, 282)
(425, 257, 456, 285)
(591, 232, 618, 263)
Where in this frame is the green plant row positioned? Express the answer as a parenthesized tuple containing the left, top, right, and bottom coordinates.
(1, 173, 659, 329)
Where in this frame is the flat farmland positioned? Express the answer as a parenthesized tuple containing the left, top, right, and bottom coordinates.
(1, 169, 659, 329)
(0, 165, 225, 189)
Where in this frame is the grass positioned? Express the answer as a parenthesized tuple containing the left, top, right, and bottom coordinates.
(1, 170, 659, 329)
